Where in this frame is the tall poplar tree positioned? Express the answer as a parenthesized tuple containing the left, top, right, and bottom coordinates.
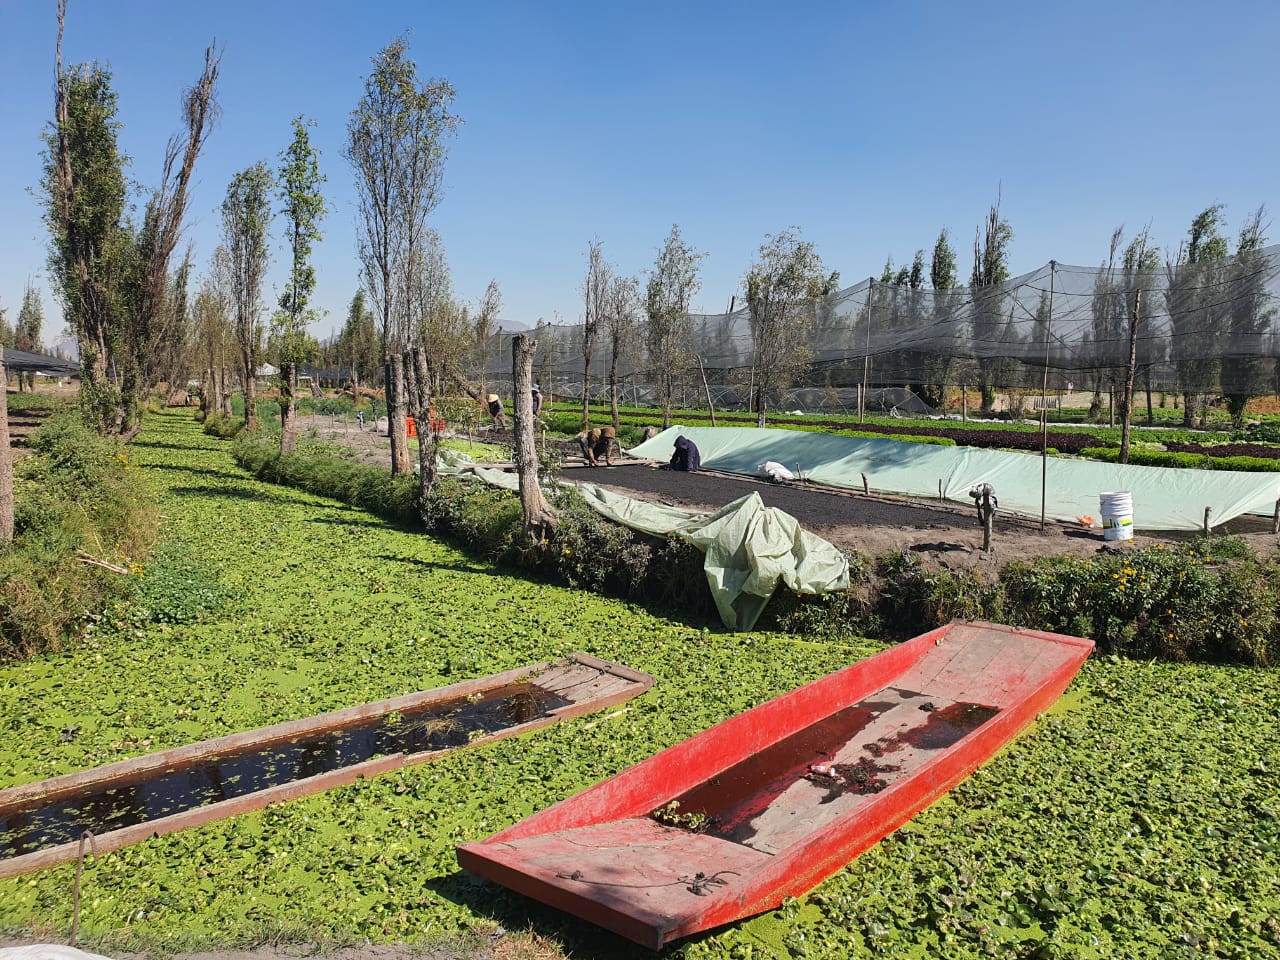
(346, 35, 459, 476)
(221, 163, 273, 432)
(645, 225, 704, 429)
(15, 284, 45, 391)
(275, 116, 327, 452)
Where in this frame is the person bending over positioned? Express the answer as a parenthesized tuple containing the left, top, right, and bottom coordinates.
(667, 435, 701, 472)
(578, 425, 617, 466)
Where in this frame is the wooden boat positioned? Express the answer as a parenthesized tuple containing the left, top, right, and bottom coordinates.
(0, 653, 652, 880)
(457, 622, 1093, 949)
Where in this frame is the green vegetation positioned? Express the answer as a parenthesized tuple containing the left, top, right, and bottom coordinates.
(1, 409, 1277, 960)
(1, 411, 157, 660)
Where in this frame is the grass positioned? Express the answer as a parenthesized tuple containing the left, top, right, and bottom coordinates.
(0, 409, 1277, 959)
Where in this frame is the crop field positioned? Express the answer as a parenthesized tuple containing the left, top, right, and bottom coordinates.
(1, 410, 1278, 959)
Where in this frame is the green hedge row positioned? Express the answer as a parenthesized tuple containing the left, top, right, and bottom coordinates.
(229, 434, 1278, 666)
(1081, 446, 1280, 472)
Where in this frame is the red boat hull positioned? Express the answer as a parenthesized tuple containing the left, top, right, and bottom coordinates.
(458, 621, 1093, 948)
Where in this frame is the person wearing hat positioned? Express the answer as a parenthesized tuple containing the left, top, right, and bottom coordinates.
(531, 383, 544, 418)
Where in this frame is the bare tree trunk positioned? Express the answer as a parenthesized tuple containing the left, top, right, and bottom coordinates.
(388, 354, 412, 476)
(1119, 289, 1141, 464)
(242, 357, 258, 431)
(280, 361, 299, 453)
(513, 334, 556, 539)
(219, 367, 233, 417)
(0, 361, 13, 544)
(407, 346, 438, 499)
(609, 352, 620, 431)
(201, 367, 213, 417)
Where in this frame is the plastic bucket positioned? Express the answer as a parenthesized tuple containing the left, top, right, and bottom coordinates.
(1099, 491, 1134, 541)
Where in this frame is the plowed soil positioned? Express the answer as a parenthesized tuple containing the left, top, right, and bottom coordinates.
(301, 417, 1280, 571)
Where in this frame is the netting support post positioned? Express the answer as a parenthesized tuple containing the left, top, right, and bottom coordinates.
(1040, 260, 1056, 533)
(860, 278, 874, 424)
(1272, 499, 1280, 535)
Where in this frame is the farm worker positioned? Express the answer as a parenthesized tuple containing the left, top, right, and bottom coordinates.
(531, 383, 544, 417)
(668, 435, 701, 472)
(577, 425, 617, 466)
(357, 410, 365, 428)
(486, 393, 506, 428)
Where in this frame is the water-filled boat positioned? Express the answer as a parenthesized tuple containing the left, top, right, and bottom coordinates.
(457, 621, 1093, 948)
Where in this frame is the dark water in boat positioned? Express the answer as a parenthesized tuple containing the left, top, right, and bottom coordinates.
(0, 682, 568, 860)
(661, 690, 998, 845)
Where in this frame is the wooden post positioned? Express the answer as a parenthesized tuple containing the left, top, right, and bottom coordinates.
(982, 490, 994, 553)
(1272, 499, 1280, 535)
(860, 278, 873, 424)
(861, 472, 869, 495)
(0, 357, 12, 543)
(513, 335, 557, 539)
(938, 479, 944, 502)
(1203, 506, 1212, 535)
(1040, 261, 1055, 533)
(697, 356, 717, 427)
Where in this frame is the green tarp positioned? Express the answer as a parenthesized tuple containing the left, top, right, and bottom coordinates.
(628, 426, 1280, 532)
(457, 463, 849, 631)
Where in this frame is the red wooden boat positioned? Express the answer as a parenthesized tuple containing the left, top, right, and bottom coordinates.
(457, 621, 1093, 949)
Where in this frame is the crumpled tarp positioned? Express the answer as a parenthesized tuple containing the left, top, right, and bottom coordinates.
(449, 463, 849, 631)
(682, 492, 850, 631)
(627, 425, 1280, 532)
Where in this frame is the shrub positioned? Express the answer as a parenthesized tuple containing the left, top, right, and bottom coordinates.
(203, 412, 246, 439)
(1002, 546, 1280, 665)
(1080, 446, 1280, 472)
(1, 412, 158, 661)
(874, 552, 998, 637)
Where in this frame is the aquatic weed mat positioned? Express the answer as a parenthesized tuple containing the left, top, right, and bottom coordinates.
(0, 410, 1277, 959)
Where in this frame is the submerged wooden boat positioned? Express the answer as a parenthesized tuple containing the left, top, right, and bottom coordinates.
(457, 621, 1093, 948)
(0, 653, 653, 880)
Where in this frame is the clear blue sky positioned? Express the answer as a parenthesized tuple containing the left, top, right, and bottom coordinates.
(3, 0, 1278, 349)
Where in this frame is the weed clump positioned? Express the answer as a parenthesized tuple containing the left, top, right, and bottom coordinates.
(1, 411, 158, 661)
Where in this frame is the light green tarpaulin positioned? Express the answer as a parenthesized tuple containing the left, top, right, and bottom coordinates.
(628, 426, 1280, 532)
(455, 464, 849, 631)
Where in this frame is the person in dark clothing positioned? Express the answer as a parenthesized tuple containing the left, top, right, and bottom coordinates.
(577, 425, 617, 466)
(531, 384, 544, 418)
(668, 435, 701, 472)
(486, 393, 506, 428)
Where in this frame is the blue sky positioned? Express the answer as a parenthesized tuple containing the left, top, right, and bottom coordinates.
(2, 0, 1278, 348)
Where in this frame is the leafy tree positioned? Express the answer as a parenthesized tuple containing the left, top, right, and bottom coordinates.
(969, 201, 1015, 412)
(473, 279, 501, 400)
(275, 116, 327, 452)
(44, 1, 219, 437)
(744, 227, 836, 427)
(1222, 207, 1271, 428)
(580, 240, 610, 429)
(645, 225, 704, 429)
(43, 54, 130, 432)
(192, 254, 236, 418)
(15, 283, 44, 390)
(336, 289, 380, 398)
(0, 358, 10, 543)
(914, 228, 960, 410)
(221, 163, 273, 432)
(346, 35, 459, 475)
(406, 231, 470, 497)
(1167, 205, 1229, 426)
(605, 274, 642, 429)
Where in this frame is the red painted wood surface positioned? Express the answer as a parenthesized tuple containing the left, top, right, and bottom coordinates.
(457, 621, 1093, 949)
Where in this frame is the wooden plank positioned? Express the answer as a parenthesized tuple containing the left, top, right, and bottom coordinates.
(0, 654, 654, 881)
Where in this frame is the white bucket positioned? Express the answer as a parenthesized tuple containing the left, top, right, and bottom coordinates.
(1099, 491, 1134, 541)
